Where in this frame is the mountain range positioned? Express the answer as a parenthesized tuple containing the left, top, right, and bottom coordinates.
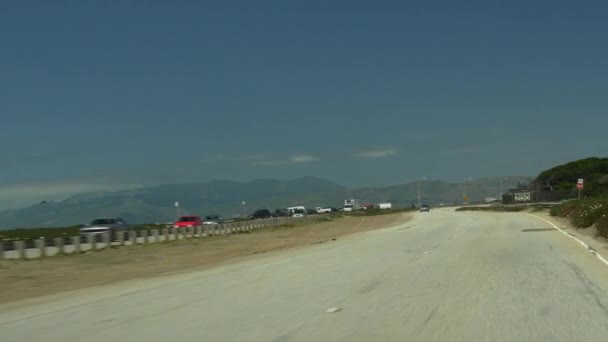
(0, 176, 531, 229)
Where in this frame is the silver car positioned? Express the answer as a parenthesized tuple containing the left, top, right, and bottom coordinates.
(80, 218, 130, 240)
(204, 215, 224, 225)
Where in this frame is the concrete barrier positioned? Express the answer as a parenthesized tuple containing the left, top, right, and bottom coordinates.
(71, 236, 81, 253)
(102, 233, 111, 248)
(13, 241, 25, 259)
(35, 239, 46, 258)
(85, 234, 95, 250)
(129, 231, 137, 245)
(53, 237, 64, 255)
(117, 231, 125, 246)
(2, 215, 327, 260)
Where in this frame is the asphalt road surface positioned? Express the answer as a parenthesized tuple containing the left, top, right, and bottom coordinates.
(3, 208, 608, 341)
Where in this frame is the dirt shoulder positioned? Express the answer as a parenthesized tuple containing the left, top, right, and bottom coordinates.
(0, 213, 409, 304)
(530, 210, 608, 253)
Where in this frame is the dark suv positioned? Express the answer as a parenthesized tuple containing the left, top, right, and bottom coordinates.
(420, 204, 430, 212)
(250, 209, 272, 219)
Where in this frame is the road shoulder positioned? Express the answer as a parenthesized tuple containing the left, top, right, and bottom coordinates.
(528, 210, 608, 262)
(0, 213, 411, 306)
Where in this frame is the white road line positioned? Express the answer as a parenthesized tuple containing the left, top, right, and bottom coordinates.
(527, 214, 608, 267)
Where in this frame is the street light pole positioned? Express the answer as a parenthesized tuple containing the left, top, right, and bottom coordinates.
(500, 177, 508, 197)
(463, 178, 472, 204)
(417, 180, 421, 208)
(417, 177, 426, 208)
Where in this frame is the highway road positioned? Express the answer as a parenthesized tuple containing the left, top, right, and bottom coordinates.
(3, 208, 608, 341)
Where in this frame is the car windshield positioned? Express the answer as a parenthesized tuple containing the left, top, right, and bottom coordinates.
(90, 219, 115, 225)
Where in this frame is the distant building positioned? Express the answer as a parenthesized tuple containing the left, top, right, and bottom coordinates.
(502, 188, 532, 204)
(502, 188, 574, 204)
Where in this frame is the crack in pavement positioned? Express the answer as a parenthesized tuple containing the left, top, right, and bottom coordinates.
(563, 261, 608, 317)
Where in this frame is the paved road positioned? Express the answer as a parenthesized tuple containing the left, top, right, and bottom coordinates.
(3, 208, 608, 341)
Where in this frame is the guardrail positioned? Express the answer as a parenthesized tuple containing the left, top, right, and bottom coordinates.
(0, 215, 324, 260)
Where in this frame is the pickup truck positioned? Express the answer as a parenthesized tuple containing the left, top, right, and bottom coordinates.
(316, 207, 332, 214)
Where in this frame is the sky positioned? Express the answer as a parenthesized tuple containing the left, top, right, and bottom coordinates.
(1, 0, 607, 209)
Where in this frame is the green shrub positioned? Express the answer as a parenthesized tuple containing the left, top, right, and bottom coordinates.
(551, 194, 608, 229)
(596, 216, 608, 238)
(549, 206, 560, 216)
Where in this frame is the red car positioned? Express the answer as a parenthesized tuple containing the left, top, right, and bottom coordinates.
(174, 215, 203, 228)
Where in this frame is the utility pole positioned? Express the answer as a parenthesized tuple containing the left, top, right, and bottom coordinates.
(463, 178, 472, 204)
(500, 177, 508, 197)
(417, 180, 421, 208)
(417, 177, 426, 208)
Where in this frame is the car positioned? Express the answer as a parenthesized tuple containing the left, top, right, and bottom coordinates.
(316, 207, 332, 214)
(250, 209, 272, 220)
(273, 209, 290, 217)
(80, 218, 130, 240)
(420, 204, 430, 212)
(174, 215, 203, 228)
(306, 208, 317, 215)
(204, 215, 224, 225)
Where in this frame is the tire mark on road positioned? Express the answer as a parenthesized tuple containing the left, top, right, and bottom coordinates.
(358, 280, 382, 294)
(418, 305, 439, 330)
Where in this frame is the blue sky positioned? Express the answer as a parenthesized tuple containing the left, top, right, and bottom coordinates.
(1, 1, 607, 209)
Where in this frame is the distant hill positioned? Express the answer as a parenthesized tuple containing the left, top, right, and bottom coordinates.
(0, 176, 531, 229)
(532, 157, 608, 196)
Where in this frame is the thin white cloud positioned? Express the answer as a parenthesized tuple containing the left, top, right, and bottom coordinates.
(251, 154, 320, 166)
(354, 148, 399, 159)
(252, 160, 287, 166)
(289, 155, 320, 163)
(237, 154, 269, 162)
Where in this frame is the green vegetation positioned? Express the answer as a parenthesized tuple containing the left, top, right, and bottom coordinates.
(533, 156, 608, 238)
(550, 194, 608, 237)
(534, 157, 608, 196)
(0, 225, 83, 240)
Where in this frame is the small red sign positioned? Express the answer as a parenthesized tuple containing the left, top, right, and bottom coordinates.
(577, 183, 584, 190)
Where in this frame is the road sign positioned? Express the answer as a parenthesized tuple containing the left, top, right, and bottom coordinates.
(174, 201, 180, 207)
(577, 179, 584, 190)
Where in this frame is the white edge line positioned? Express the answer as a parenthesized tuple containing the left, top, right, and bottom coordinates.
(527, 214, 608, 267)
